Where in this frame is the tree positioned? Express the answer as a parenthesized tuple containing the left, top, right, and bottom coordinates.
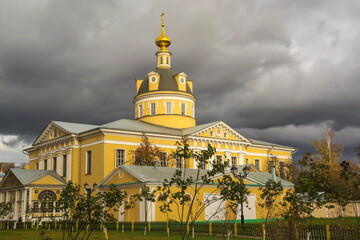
(258, 179, 284, 223)
(58, 181, 128, 240)
(312, 129, 343, 167)
(133, 186, 157, 235)
(0, 202, 12, 219)
(129, 133, 165, 166)
(157, 140, 250, 240)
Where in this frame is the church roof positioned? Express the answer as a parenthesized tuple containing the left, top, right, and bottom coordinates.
(101, 119, 181, 136)
(137, 68, 193, 95)
(99, 165, 294, 188)
(249, 138, 291, 149)
(52, 121, 98, 134)
(4, 168, 65, 186)
(30, 119, 294, 151)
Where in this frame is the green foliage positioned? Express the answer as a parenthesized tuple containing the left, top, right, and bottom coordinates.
(258, 179, 283, 222)
(58, 181, 128, 240)
(217, 174, 249, 215)
(157, 140, 250, 240)
(0, 202, 12, 219)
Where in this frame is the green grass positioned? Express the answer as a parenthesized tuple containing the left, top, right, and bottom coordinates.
(0, 229, 257, 240)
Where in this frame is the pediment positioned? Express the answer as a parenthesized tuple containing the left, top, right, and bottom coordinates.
(0, 171, 23, 189)
(30, 175, 65, 186)
(190, 121, 251, 143)
(33, 122, 70, 145)
(99, 166, 141, 187)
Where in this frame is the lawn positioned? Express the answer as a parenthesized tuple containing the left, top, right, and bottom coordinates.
(0, 229, 256, 240)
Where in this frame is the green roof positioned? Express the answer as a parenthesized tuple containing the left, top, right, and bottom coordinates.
(249, 138, 292, 149)
(101, 119, 182, 136)
(52, 121, 98, 134)
(182, 121, 221, 135)
(100, 165, 293, 188)
(7, 168, 66, 186)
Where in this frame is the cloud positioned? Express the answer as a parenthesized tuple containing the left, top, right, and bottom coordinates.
(0, 0, 359, 163)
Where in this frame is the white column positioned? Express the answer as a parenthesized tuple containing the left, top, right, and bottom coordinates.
(67, 150, 72, 181)
(14, 191, 18, 219)
(21, 189, 26, 220)
(239, 152, 245, 165)
(28, 188, 33, 220)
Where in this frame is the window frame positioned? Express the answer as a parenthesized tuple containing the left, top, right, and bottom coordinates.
(86, 150, 92, 175)
(166, 102, 172, 114)
(255, 159, 260, 169)
(159, 152, 168, 167)
(62, 155, 67, 177)
(138, 104, 143, 118)
(150, 102, 156, 115)
(181, 103, 186, 115)
(231, 156, 237, 166)
(115, 149, 125, 167)
(53, 157, 57, 171)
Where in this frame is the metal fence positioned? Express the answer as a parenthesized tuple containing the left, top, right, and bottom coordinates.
(1, 220, 360, 240)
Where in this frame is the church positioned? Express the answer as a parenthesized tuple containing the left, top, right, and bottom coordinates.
(0, 14, 295, 222)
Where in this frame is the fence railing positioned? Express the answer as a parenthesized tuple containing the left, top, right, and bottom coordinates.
(0, 220, 360, 240)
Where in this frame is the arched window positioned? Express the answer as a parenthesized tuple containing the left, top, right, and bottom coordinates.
(38, 190, 57, 213)
(38, 190, 57, 201)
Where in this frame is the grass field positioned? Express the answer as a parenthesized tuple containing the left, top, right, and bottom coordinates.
(0, 229, 256, 240)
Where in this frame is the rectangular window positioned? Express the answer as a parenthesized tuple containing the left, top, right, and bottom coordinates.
(280, 161, 286, 179)
(160, 152, 167, 167)
(231, 156, 237, 166)
(192, 105, 195, 117)
(35, 163, 39, 170)
(53, 157, 57, 171)
(216, 155, 222, 164)
(181, 103, 186, 115)
(150, 102, 156, 115)
(116, 149, 125, 167)
(48, 202, 54, 213)
(44, 159, 48, 170)
(166, 102, 172, 114)
(3, 192, 6, 202)
(255, 159, 260, 169)
(139, 105, 143, 118)
(33, 201, 39, 213)
(55, 202, 61, 212)
(268, 160, 274, 173)
(176, 156, 182, 168)
(86, 151, 92, 174)
(62, 155, 67, 177)
(246, 158, 250, 165)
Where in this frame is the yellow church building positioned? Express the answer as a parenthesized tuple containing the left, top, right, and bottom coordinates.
(0, 15, 295, 222)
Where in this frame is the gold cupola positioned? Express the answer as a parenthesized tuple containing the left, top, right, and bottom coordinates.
(155, 13, 172, 69)
(155, 13, 172, 53)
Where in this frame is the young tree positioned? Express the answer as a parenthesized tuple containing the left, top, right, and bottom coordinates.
(133, 186, 157, 235)
(0, 202, 12, 219)
(158, 140, 250, 240)
(258, 179, 284, 223)
(58, 181, 127, 240)
(129, 133, 165, 166)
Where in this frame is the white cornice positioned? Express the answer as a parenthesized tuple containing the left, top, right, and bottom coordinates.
(134, 93, 196, 103)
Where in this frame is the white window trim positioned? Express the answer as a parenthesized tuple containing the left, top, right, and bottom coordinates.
(138, 104, 143, 118)
(115, 149, 126, 167)
(166, 102, 172, 114)
(150, 102, 156, 115)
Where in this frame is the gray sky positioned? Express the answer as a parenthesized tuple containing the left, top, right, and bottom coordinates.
(0, 0, 359, 164)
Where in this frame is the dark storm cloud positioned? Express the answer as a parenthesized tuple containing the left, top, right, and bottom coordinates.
(0, 0, 359, 163)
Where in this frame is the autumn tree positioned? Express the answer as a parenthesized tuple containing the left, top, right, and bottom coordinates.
(129, 133, 166, 166)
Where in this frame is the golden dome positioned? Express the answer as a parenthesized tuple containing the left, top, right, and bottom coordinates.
(155, 13, 171, 53)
